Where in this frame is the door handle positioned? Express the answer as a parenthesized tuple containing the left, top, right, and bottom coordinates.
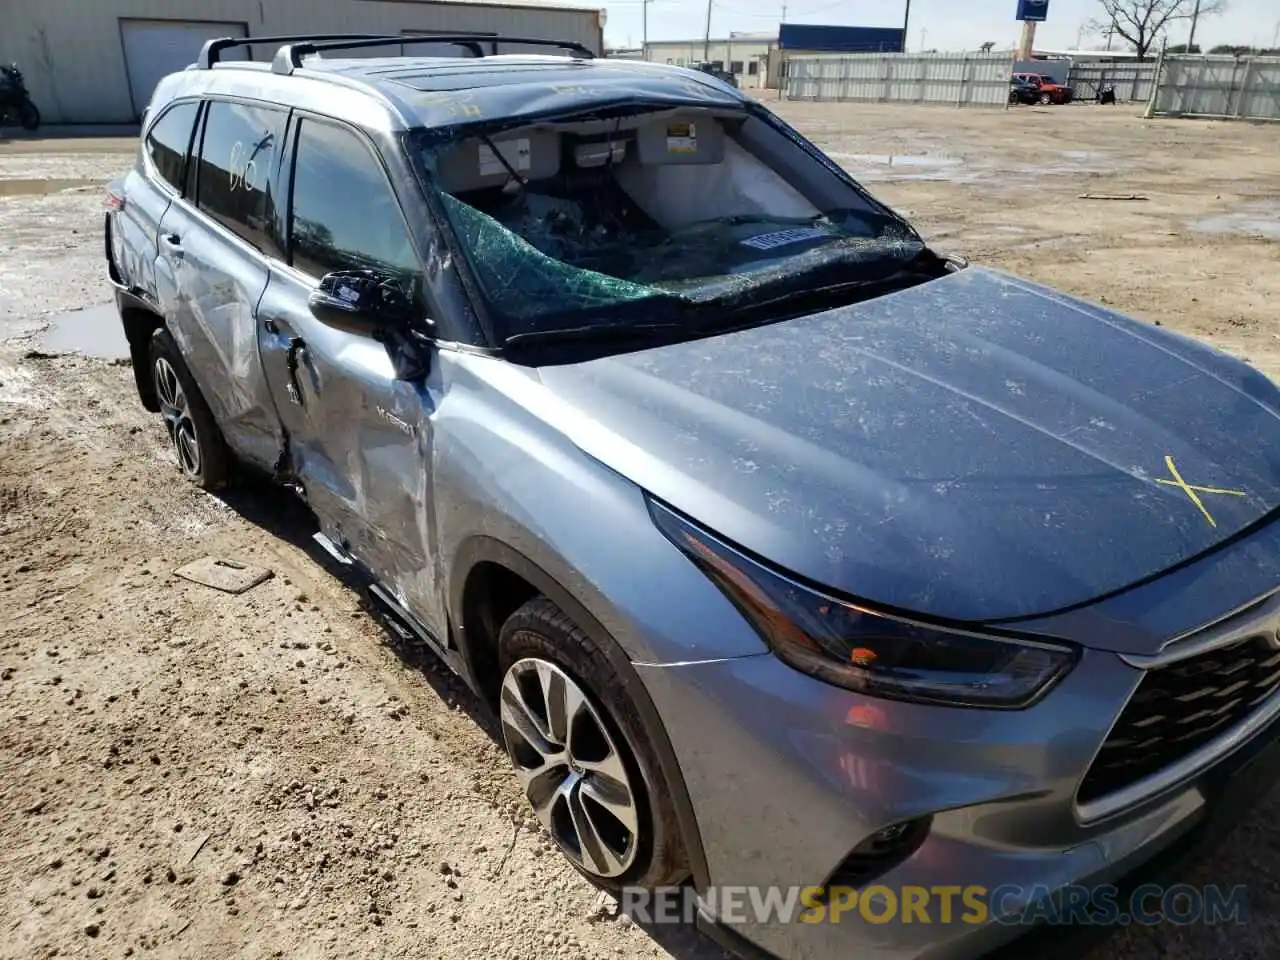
(159, 233, 184, 258)
(285, 336, 307, 408)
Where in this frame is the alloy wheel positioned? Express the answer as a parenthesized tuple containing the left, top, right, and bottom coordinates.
(500, 658, 640, 878)
(153, 357, 201, 478)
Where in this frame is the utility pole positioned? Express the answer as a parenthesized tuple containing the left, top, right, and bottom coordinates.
(1018, 19, 1037, 60)
(1187, 0, 1202, 53)
(642, 0, 650, 60)
(902, 0, 912, 52)
(703, 0, 713, 62)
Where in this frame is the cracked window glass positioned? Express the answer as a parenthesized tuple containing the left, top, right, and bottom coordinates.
(424, 109, 925, 341)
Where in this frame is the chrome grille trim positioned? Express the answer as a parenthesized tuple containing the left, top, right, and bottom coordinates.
(1078, 588, 1280, 823)
(1121, 588, 1280, 671)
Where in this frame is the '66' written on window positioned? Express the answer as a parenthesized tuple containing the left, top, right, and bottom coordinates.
(195, 101, 287, 254)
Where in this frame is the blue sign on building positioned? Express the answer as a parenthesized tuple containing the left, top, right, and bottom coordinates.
(777, 24, 906, 53)
(1016, 0, 1050, 21)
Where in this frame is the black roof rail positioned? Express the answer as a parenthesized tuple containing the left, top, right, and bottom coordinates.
(271, 35, 596, 75)
(197, 34, 395, 69)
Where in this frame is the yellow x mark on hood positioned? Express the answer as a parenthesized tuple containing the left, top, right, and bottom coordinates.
(1156, 455, 1247, 528)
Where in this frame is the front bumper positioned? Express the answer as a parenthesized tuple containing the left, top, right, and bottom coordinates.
(693, 712, 1280, 960)
(636, 637, 1280, 960)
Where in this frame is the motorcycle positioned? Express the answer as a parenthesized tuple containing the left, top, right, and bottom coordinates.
(0, 64, 40, 131)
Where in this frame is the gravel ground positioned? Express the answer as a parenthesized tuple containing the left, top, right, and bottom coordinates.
(1, 101, 1279, 960)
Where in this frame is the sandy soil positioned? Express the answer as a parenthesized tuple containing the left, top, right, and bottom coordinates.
(1, 101, 1279, 960)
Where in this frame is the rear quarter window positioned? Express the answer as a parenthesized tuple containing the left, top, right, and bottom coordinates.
(145, 101, 199, 192)
(194, 100, 287, 254)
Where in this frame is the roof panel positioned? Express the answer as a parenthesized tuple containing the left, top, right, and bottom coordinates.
(356, 58, 748, 130)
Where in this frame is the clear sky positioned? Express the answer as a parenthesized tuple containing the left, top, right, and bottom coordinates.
(599, 0, 1280, 52)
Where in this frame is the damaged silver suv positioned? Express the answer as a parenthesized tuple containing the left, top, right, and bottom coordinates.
(107, 35, 1280, 960)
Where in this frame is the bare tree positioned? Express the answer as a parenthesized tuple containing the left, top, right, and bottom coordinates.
(1090, 0, 1226, 58)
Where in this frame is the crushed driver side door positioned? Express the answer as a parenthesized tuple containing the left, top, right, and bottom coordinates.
(257, 114, 453, 661)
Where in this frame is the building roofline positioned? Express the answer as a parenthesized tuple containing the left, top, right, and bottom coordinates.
(1031, 48, 1144, 59)
(644, 36, 777, 47)
(391, 0, 603, 14)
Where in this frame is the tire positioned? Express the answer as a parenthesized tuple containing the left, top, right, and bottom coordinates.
(18, 99, 39, 131)
(148, 327, 229, 490)
(1039, 93, 1052, 105)
(497, 597, 688, 890)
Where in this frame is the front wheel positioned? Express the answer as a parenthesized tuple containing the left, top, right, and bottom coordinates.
(18, 99, 39, 131)
(497, 597, 688, 889)
(148, 327, 228, 490)
(1039, 92, 1052, 105)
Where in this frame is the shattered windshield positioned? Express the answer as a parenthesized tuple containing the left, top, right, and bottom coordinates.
(419, 106, 926, 342)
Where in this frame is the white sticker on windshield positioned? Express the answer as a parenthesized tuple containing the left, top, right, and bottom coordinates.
(479, 138, 532, 176)
(740, 227, 830, 251)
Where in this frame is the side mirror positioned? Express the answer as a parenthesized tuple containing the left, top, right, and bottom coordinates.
(308, 270, 414, 338)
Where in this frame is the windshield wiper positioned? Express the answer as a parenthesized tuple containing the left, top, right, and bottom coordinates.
(680, 242, 930, 309)
(693, 271, 929, 331)
(503, 321, 688, 350)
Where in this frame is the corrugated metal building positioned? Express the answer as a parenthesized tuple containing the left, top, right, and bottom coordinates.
(3, 0, 605, 124)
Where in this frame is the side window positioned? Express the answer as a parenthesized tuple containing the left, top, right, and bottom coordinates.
(288, 119, 421, 291)
(194, 100, 286, 253)
(145, 101, 199, 192)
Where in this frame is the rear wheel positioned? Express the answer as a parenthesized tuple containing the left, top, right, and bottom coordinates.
(497, 597, 687, 889)
(148, 327, 228, 490)
(17, 100, 39, 131)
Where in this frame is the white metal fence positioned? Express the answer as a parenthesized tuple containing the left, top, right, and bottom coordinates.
(784, 53, 1012, 107)
(1068, 62, 1157, 102)
(1151, 56, 1280, 120)
(783, 52, 1280, 120)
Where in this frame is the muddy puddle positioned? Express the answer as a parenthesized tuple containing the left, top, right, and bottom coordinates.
(35, 303, 129, 360)
(830, 147, 1122, 187)
(0, 177, 98, 198)
(829, 152, 980, 184)
(1191, 202, 1280, 241)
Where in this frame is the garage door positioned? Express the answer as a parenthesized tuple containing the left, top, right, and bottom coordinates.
(120, 19, 248, 119)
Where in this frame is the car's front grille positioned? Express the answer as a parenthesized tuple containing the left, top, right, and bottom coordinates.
(1078, 636, 1280, 805)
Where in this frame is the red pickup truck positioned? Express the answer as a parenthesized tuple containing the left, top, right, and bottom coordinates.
(1013, 72, 1075, 105)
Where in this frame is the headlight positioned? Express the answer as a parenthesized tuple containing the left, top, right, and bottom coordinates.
(648, 498, 1077, 709)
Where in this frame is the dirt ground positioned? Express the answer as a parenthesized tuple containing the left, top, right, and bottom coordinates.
(2, 100, 1279, 960)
